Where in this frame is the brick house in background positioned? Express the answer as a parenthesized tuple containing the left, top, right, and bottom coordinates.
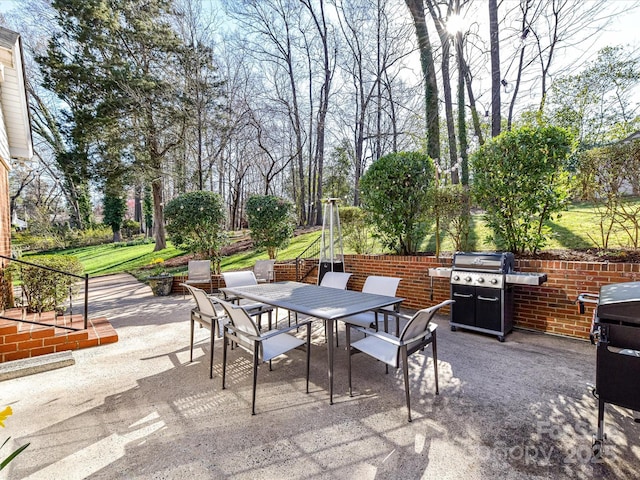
(0, 27, 33, 258)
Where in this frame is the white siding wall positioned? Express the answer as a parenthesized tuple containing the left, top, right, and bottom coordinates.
(0, 97, 11, 163)
(0, 39, 31, 161)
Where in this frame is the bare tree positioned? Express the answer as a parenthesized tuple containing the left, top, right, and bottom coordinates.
(301, 0, 336, 225)
(224, 0, 310, 225)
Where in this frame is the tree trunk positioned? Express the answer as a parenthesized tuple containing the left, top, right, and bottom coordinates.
(457, 36, 468, 185)
(134, 185, 143, 232)
(152, 178, 166, 251)
(489, 0, 501, 137)
(405, 0, 440, 160)
(425, 0, 457, 183)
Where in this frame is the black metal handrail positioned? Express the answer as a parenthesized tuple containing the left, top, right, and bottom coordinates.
(0, 254, 89, 330)
(295, 236, 321, 282)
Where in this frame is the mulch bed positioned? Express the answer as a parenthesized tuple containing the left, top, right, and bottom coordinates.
(518, 248, 640, 263)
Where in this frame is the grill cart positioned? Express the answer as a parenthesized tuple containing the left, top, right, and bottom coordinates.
(578, 281, 640, 459)
(429, 252, 547, 342)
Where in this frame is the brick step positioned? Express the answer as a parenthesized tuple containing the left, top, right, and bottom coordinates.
(0, 310, 118, 363)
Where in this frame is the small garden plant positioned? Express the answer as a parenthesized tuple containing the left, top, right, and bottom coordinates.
(0, 406, 29, 471)
(14, 255, 84, 313)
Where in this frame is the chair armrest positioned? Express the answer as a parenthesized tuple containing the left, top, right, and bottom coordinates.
(243, 303, 274, 314)
(372, 309, 412, 322)
(259, 320, 313, 340)
(223, 323, 262, 342)
(347, 324, 404, 346)
(348, 322, 439, 346)
(402, 323, 438, 345)
(191, 308, 226, 324)
(224, 319, 312, 341)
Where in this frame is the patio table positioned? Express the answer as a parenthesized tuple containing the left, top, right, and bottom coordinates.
(220, 281, 403, 404)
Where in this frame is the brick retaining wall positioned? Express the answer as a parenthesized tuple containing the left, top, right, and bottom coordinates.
(340, 255, 640, 341)
(174, 255, 640, 341)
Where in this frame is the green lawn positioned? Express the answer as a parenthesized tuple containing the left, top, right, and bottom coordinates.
(21, 230, 323, 279)
(24, 242, 186, 277)
(422, 198, 640, 252)
(18, 199, 640, 277)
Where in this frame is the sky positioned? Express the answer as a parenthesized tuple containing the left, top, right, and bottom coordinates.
(0, 0, 638, 106)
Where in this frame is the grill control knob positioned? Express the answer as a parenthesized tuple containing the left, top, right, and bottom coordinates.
(465, 276, 472, 282)
(453, 275, 460, 281)
(477, 277, 484, 283)
(491, 278, 498, 285)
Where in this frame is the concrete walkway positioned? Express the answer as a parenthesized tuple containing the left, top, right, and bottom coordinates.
(1, 273, 639, 479)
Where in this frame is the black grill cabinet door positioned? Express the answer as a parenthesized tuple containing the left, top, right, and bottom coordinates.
(475, 287, 501, 332)
(452, 285, 476, 327)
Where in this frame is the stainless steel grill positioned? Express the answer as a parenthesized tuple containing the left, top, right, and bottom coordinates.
(578, 282, 640, 459)
(429, 252, 547, 342)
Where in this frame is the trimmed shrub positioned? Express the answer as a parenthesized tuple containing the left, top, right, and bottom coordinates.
(359, 151, 435, 255)
(164, 191, 227, 272)
(246, 195, 295, 259)
(471, 125, 573, 253)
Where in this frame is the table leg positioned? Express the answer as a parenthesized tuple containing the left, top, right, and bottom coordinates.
(327, 318, 334, 405)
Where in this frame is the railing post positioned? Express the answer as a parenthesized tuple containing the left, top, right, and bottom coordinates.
(84, 274, 89, 330)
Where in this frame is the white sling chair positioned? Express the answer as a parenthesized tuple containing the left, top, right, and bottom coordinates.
(217, 298, 312, 415)
(346, 299, 454, 422)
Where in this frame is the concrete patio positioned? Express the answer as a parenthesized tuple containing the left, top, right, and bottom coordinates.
(1, 273, 639, 479)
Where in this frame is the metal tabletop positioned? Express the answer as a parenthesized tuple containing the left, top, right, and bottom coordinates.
(220, 281, 403, 404)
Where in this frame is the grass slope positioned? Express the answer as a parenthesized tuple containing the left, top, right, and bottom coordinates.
(26, 242, 185, 277)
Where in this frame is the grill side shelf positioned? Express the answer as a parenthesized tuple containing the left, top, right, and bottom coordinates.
(505, 272, 547, 286)
(428, 267, 452, 279)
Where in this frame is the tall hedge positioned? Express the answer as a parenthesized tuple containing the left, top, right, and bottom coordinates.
(471, 125, 573, 253)
(359, 151, 435, 255)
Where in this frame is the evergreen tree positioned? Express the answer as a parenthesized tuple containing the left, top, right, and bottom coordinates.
(38, 0, 190, 250)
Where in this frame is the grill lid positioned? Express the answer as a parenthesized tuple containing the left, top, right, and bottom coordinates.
(597, 281, 640, 324)
(452, 252, 515, 273)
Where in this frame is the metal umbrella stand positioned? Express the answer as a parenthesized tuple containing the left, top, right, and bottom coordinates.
(318, 198, 345, 284)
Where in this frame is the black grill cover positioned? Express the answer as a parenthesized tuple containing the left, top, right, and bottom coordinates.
(597, 281, 640, 325)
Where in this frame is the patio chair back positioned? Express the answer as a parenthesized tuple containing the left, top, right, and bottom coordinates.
(187, 284, 221, 324)
(254, 260, 276, 283)
(182, 260, 213, 295)
(362, 276, 401, 309)
(319, 271, 352, 289)
(222, 270, 258, 288)
(216, 298, 262, 354)
(188, 260, 212, 281)
(399, 300, 454, 362)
